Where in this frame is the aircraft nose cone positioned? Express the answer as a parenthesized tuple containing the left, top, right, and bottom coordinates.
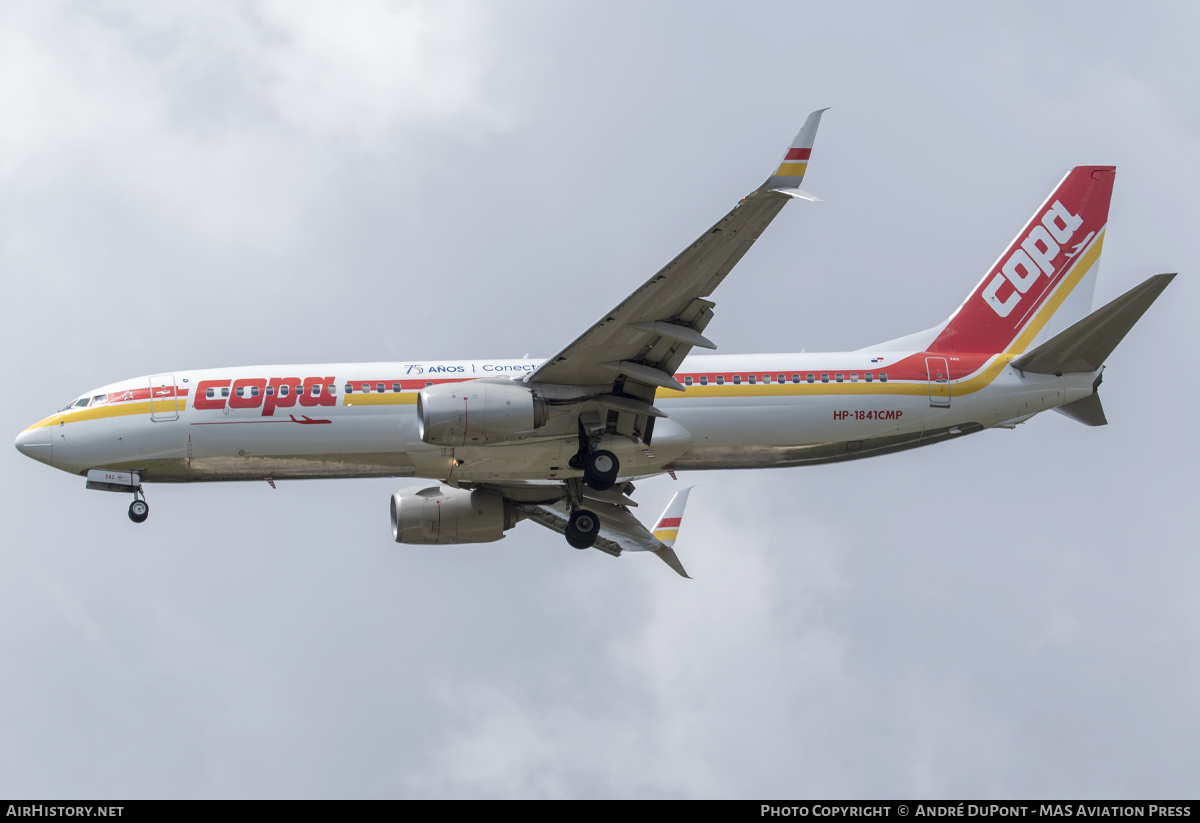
(15, 426, 52, 465)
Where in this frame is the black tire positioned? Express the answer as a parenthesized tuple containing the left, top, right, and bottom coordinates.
(565, 508, 600, 549)
(583, 449, 619, 491)
(128, 499, 149, 524)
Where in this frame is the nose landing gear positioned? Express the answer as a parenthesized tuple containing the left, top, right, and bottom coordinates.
(128, 489, 149, 523)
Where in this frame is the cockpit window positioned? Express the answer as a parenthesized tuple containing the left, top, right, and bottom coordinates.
(90, 394, 107, 405)
(73, 398, 90, 408)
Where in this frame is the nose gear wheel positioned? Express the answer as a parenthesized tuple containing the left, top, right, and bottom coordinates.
(127, 488, 149, 523)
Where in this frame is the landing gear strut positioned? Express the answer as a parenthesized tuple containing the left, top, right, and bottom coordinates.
(559, 477, 600, 550)
(128, 488, 149, 523)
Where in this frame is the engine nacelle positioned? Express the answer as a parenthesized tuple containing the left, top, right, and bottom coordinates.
(417, 381, 548, 446)
(390, 485, 517, 544)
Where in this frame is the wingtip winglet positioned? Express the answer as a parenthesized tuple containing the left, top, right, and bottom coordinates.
(653, 546, 692, 579)
(762, 108, 829, 193)
(651, 487, 694, 578)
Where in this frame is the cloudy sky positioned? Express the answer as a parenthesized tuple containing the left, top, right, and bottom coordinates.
(2, 0, 1197, 799)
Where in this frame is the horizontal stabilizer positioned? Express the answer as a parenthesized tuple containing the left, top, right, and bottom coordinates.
(1012, 273, 1176, 375)
(1053, 392, 1108, 426)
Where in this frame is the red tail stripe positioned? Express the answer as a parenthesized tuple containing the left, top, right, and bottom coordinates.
(656, 517, 682, 528)
(785, 148, 811, 160)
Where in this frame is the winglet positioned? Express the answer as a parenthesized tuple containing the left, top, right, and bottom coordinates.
(762, 107, 829, 196)
(653, 547, 692, 579)
(651, 487, 694, 578)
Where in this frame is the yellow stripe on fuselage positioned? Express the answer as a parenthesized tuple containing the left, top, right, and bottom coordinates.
(654, 230, 1104, 403)
(342, 393, 418, 406)
(24, 398, 188, 431)
(25, 235, 1103, 433)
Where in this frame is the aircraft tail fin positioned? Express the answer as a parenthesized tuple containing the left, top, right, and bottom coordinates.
(928, 166, 1116, 356)
(1011, 273, 1175, 374)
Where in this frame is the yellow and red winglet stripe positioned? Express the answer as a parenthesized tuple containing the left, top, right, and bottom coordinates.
(775, 147, 811, 178)
(653, 516, 682, 544)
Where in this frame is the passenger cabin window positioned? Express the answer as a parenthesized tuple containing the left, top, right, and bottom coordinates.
(806, 374, 815, 383)
(792, 374, 800, 384)
(250, 386, 260, 397)
(865, 373, 873, 382)
(715, 376, 725, 385)
(684, 376, 693, 386)
(778, 374, 785, 383)
(880, 372, 889, 382)
(732, 375, 741, 385)
(266, 386, 274, 396)
(311, 384, 321, 396)
(850, 373, 858, 383)
(821, 374, 829, 383)
(235, 387, 244, 397)
(699, 376, 708, 386)
(392, 383, 401, 392)
(835, 373, 843, 383)
(328, 384, 336, 395)
(426, 382, 433, 387)
(343, 384, 351, 394)
(221, 387, 230, 397)
(376, 383, 384, 393)
(362, 383, 370, 393)
(748, 375, 756, 384)
(206, 388, 215, 399)
(282, 385, 291, 396)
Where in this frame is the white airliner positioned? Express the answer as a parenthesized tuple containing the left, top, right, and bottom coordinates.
(15, 110, 1174, 578)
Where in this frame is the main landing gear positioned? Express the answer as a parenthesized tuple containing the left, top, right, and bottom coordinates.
(128, 488, 149, 523)
(558, 477, 601, 550)
(566, 508, 600, 549)
(583, 449, 619, 491)
(561, 413, 622, 548)
(559, 448, 615, 549)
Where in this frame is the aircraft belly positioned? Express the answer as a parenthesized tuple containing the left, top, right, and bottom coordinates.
(177, 405, 424, 481)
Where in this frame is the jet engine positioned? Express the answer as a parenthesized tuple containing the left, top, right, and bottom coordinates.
(417, 381, 549, 446)
(390, 484, 518, 544)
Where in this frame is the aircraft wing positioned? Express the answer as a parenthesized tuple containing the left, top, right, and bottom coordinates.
(524, 109, 829, 414)
(511, 486, 696, 578)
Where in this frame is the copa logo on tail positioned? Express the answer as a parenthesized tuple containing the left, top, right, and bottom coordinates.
(983, 200, 1084, 318)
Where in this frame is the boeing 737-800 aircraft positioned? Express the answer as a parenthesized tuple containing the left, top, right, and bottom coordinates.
(14, 110, 1174, 577)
